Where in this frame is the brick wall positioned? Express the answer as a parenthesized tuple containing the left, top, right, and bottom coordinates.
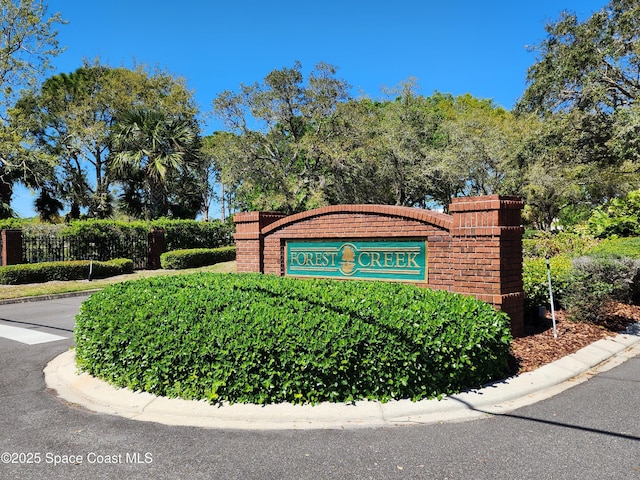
(234, 196, 525, 336)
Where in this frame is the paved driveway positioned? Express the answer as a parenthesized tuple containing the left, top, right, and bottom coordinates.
(1, 296, 639, 479)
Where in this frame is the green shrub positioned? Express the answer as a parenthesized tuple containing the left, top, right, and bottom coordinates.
(75, 274, 512, 405)
(151, 219, 234, 250)
(523, 255, 573, 310)
(160, 246, 236, 269)
(563, 256, 640, 322)
(0, 258, 133, 285)
(0, 218, 32, 230)
(522, 231, 599, 258)
(586, 237, 640, 259)
(61, 220, 148, 261)
(587, 189, 640, 237)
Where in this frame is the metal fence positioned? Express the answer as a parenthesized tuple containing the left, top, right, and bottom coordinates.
(22, 231, 149, 269)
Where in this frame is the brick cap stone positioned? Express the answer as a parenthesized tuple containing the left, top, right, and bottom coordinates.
(448, 195, 524, 213)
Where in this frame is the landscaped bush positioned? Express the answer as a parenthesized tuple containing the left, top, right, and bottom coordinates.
(60, 220, 149, 266)
(587, 189, 640, 237)
(160, 246, 236, 269)
(75, 274, 512, 405)
(522, 231, 599, 258)
(151, 219, 234, 251)
(0, 258, 133, 285)
(563, 255, 640, 323)
(0, 218, 31, 230)
(586, 237, 640, 259)
(523, 255, 573, 311)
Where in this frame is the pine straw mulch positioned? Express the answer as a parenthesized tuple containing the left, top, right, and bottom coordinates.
(509, 301, 640, 374)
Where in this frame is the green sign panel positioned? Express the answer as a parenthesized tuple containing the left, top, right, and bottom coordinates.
(285, 240, 427, 282)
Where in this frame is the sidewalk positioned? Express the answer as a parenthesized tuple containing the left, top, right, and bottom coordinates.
(45, 323, 640, 430)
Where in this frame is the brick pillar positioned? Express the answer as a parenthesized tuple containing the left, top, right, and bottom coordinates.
(1, 229, 23, 266)
(449, 195, 525, 337)
(147, 228, 166, 270)
(234, 212, 286, 273)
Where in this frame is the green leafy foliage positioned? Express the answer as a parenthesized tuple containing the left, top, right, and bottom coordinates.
(0, 218, 31, 230)
(587, 190, 640, 238)
(75, 274, 512, 405)
(563, 256, 640, 323)
(160, 247, 236, 269)
(60, 220, 149, 264)
(524, 234, 640, 321)
(523, 231, 599, 258)
(586, 237, 640, 259)
(523, 255, 573, 310)
(0, 258, 132, 285)
(151, 219, 234, 250)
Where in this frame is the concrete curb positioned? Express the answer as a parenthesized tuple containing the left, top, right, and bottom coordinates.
(44, 327, 640, 430)
(0, 290, 99, 305)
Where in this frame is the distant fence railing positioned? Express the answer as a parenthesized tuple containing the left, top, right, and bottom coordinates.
(1, 220, 234, 269)
(22, 231, 149, 269)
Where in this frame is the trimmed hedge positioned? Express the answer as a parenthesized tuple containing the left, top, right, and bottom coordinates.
(0, 258, 133, 285)
(75, 273, 512, 405)
(586, 237, 640, 259)
(150, 219, 234, 251)
(160, 246, 236, 269)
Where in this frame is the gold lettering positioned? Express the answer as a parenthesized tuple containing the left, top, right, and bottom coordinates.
(372, 252, 382, 267)
(304, 252, 313, 266)
(292, 252, 304, 266)
(395, 252, 406, 268)
(407, 252, 419, 268)
(384, 252, 394, 267)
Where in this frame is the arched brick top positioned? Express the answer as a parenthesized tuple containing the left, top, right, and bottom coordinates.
(262, 204, 453, 235)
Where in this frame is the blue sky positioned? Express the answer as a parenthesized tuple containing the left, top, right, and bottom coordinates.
(12, 0, 607, 218)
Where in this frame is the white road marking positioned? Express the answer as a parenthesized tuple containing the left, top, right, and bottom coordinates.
(0, 324, 67, 345)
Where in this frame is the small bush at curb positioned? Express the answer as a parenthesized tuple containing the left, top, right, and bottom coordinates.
(160, 246, 236, 269)
(75, 273, 512, 405)
(0, 258, 133, 285)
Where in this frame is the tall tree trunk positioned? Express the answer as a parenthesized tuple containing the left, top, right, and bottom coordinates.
(147, 176, 167, 220)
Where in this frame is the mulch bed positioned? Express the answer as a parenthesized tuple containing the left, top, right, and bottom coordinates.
(510, 301, 640, 374)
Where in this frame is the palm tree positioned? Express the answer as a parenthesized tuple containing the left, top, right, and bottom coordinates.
(111, 108, 197, 219)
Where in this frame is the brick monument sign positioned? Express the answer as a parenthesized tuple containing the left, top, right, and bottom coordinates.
(234, 195, 525, 336)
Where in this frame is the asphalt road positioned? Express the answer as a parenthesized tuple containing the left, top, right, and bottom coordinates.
(0, 295, 639, 480)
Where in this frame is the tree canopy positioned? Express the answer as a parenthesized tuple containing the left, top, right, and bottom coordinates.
(0, 0, 64, 217)
(10, 61, 200, 219)
(516, 0, 640, 229)
(3, 0, 640, 232)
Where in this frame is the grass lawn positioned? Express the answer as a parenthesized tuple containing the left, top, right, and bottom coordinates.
(0, 261, 237, 301)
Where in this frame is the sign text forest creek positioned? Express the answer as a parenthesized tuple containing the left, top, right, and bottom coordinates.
(285, 240, 427, 282)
